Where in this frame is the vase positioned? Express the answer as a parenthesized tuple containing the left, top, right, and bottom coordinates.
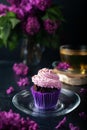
(20, 38, 45, 66)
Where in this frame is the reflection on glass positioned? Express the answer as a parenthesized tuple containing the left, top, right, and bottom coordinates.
(12, 89, 80, 117)
(60, 45, 87, 74)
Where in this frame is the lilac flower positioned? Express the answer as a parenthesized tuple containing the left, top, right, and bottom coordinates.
(55, 117, 67, 129)
(17, 77, 29, 87)
(79, 88, 87, 95)
(15, 7, 25, 19)
(69, 123, 80, 130)
(7, 0, 14, 5)
(6, 86, 14, 94)
(7, 0, 22, 7)
(79, 112, 87, 120)
(8, 5, 17, 12)
(35, 0, 52, 11)
(29, 0, 36, 5)
(13, 63, 29, 76)
(8, 5, 25, 20)
(0, 4, 8, 16)
(0, 109, 39, 130)
(21, 3, 33, 14)
(21, 0, 30, 5)
(57, 62, 70, 70)
(7, 1, 33, 19)
(44, 19, 60, 34)
(25, 16, 40, 35)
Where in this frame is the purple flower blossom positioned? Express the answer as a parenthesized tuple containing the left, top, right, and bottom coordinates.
(7, 0, 22, 7)
(29, 0, 36, 5)
(35, 0, 52, 11)
(79, 88, 87, 95)
(17, 77, 29, 87)
(79, 112, 87, 120)
(0, 4, 8, 16)
(6, 86, 14, 94)
(55, 117, 67, 129)
(57, 62, 70, 70)
(13, 63, 29, 76)
(21, 3, 33, 14)
(44, 19, 60, 34)
(25, 16, 40, 35)
(69, 123, 80, 130)
(0, 109, 39, 130)
(8, 5, 17, 12)
(8, 5, 25, 20)
(21, 0, 30, 5)
(15, 8, 25, 19)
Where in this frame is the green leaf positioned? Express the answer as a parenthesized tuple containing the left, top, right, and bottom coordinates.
(47, 13, 58, 20)
(3, 23, 11, 46)
(0, 16, 8, 26)
(0, 12, 20, 48)
(47, 6, 59, 16)
(42, 14, 49, 20)
(0, 17, 11, 46)
(6, 11, 16, 18)
(46, 6, 64, 21)
(9, 18, 20, 29)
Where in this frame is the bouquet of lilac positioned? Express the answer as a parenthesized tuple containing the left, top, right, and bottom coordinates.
(0, 0, 64, 50)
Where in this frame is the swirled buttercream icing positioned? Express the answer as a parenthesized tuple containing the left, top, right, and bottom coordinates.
(32, 68, 61, 89)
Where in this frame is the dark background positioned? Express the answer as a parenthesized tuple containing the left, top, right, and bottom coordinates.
(0, 0, 86, 61)
(0, 2, 87, 130)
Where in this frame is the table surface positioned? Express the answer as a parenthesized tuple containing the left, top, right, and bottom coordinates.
(0, 49, 87, 130)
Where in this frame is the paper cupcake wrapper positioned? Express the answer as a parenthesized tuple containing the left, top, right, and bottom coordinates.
(31, 86, 61, 110)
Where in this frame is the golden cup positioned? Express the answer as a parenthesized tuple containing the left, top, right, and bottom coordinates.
(59, 45, 87, 74)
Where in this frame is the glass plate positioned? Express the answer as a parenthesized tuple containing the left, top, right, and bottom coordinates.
(12, 89, 81, 117)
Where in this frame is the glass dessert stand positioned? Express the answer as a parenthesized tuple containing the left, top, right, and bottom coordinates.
(12, 88, 81, 117)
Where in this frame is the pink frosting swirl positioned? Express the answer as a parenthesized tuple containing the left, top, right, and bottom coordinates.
(32, 68, 61, 89)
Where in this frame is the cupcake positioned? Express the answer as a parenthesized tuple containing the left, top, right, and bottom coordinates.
(31, 68, 62, 110)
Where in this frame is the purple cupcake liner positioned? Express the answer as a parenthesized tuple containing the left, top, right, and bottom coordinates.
(31, 86, 61, 110)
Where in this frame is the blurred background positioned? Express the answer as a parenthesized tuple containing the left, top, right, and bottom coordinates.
(0, 0, 86, 62)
